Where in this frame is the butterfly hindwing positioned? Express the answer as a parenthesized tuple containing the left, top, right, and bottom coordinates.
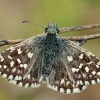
(46, 63, 87, 94)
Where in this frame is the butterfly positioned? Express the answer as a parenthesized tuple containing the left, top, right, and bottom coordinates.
(0, 22, 100, 94)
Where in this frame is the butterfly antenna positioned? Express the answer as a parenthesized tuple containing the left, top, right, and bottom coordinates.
(22, 20, 45, 28)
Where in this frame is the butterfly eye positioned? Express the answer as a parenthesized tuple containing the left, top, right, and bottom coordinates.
(45, 27, 48, 33)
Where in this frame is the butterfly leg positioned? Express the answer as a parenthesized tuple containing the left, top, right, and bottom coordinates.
(76, 36, 87, 46)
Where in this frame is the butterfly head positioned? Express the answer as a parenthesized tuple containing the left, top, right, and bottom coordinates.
(45, 23, 60, 34)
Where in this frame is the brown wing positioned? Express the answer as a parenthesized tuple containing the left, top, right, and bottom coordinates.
(0, 35, 43, 88)
(47, 38, 100, 94)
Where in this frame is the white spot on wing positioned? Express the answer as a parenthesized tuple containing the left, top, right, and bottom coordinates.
(8, 55, 12, 59)
(79, 80, 83, 85)
(24, 64, 28, 69)
(9, 80, 17, 85)
(76, 81, 80, 85)
(0, 54, 3, 58)
(60, 79, 65, 84)
(79, 63, 83, 69)
(10, 46, 15, 51)
(8, 75, 13, 80)
(52, 85, 58, 91)
(66, 81, 70, 85)
(87, 61, 92, 65)
(35, 84, 40, 88)
(91, 80, 96, 84)
(2, 73, 7, 78)
(87, 52, 94, 56)
(85, 66, 89, 72)
(83, 73, 87, 78)
(97, 72, 100, 75)
(12, 68, 16, 72)
(18, 76, 22, 80)
(31, 84, 35, 88)
(20, 64, 23, 68)
(60, 88, 64, 93)
(28, 52, 33, 58)
(31, 83, 40, 88)
(1, 58, 4, 62)
(24, 83, 29, 88)
(4, 65, 7, 69)
(10, 61, 15, 67)
(97, 78, 100, 83)
(96, 65, 99, 68)
(97, 62, 100, 65)
(18, 82, 23, 87)
(39, 76, 43, 82)
(66, 89, 71, 94)
(17, 48, 22, 54)
(82, 86, 87, 90)
(47, 84, 53, 89)
(92, 71, 96, 75)
(17, 58, 21, 63)
(79, 54, 83, 59)
(27, 74, 30, 79)
(85, 81, 89, 85)
(71, 68, 79, 73)
(6, 48, 10, 50)
(73, 88, 80, 93)
(0, 54, 4, 62)
(67, 55, 73, 62)
(15, 76, 22, 80)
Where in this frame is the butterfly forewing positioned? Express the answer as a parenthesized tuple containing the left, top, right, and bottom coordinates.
(0, 35, 43, 88)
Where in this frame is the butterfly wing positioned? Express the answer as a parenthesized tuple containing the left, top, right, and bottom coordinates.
(64, 39, 100, 85)
(46, 64, 87, 94)
(0, 35, 43, 88)
(47, 38, 100, 93)
(0, 35, 100, 93)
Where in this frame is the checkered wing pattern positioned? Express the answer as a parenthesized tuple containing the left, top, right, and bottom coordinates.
(47, 39, 100, 94)
(0, 36, 43, 88)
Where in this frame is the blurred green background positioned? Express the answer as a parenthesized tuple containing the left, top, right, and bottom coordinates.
(0, 0, 100, 100)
